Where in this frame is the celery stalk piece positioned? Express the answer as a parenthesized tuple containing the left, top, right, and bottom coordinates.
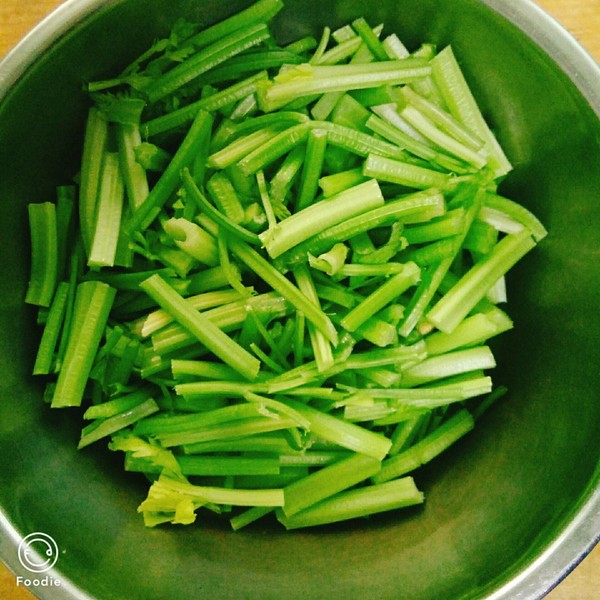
(138, 288, 246, 337)
(184, 0, 283, 49)
(127, 109, 214, 234)
(363, 153, 452, 190)
(425, 308, 513, 356)
(400, 346, 496, 387)
(158, 416, 298, 448)
(52, 281, 116, 408)
(399, 105, 487, 169)
(260, 179, 385, 259)
(282, 453, 382, 516)
(257, 59, 431, 112)
(283, 400, 392, 460)
(141, 475, 285, 508)
(134, 403, 264, 437)
(78, 398, 159, 449)
(171, 359, 243, 381)
(208, 127, 283, 170)
(483, 193, 548, 242)
(400, 85, 484, 152)
(117, 123, 149, 210)
(143, 71, 268, 137)
(345, 376, 492, 405)
(228, 238, 339, 345)
(143, 24, 271, 103)
(319, 168, 367, 196)
(430, 46, 512, 178)
(296, 129, 328, 211)
(84, 389, 152, 420)
(427, 229, 536, 333)
(55, 186, 76, 284)
(236, 123, 311, 176)
(352, 18, 388, 61)
(206, 171, 246, 224)
(269, 144, 305, 206)
(181, 170, 261, 246)
(310, 120, 407, 160)
(140, 274, 261, 381)
(88, 152, 126, 268)
(373, 409, 475, 483)
(309, 26, 331, 64)
(25, 202, 58, 307)
(340, 262, 421, 332)
(33, 282, 70, 375)
(79, 107, 108, 256)
(230, 506, 274, 531)
(162, 217, 219, 266)
(278, 476, 424, 528)
(293, 265, 334, 372)
(126, 455, 281, 477)
(280, 190, 446, 265)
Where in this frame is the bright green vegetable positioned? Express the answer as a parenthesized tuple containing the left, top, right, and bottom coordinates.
(27, 0, 545, 530)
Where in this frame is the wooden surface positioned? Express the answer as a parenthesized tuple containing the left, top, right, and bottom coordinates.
(0, 1, 598, 598)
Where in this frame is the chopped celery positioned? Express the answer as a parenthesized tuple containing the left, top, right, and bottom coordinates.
(26, 1, 546, 531)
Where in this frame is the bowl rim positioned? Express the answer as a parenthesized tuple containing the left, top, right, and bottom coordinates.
(0, 1, 598, 599)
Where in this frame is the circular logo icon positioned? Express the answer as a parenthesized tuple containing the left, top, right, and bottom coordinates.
(17, 533, 59, 574)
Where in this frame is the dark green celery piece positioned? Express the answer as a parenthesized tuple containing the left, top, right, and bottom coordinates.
(143, 71, 268, 137)
(281, 453, 381, 516)
(79, 107, 108, 256)
(52, 281, 116, 408)
(78, 398, 160, 449)
(184, 0, 283, 50)
(33, 281, 70, 375)
(25, 202, 58, 307)
(127, 109, 214, 234)
(230, 506, 274, 531)
(140, 274, 261, 381)
(260, 179, 384, 259)
(372, 409, 474, 483)
(182, 432, 297, 455)
(427, 229, 537, 333)
(278, 476, 424, 529)
(351, 17, 388, 61)
(134, 143, 172, 172)
(296, 128, 328, 211)
(257, 59, 431, 112)
(142, 24, 271, 103)
(55, 186, 76, 284)
(404, 209, 466, 245)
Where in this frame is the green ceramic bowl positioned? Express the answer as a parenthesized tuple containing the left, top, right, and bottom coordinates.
(0, 1, 598, 598)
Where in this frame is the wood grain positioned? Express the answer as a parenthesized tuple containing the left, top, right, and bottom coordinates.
(0, 1, 598, 599)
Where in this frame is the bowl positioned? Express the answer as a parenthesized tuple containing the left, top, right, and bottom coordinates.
(0, 1, 599, 599)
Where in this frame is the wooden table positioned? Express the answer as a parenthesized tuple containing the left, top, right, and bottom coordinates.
(0, 1, 598, 598)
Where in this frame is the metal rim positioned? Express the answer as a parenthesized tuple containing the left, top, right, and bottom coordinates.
(0, 1, 598, 599)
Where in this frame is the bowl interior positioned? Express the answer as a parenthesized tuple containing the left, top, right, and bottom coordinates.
(0, 1, 599, 599)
